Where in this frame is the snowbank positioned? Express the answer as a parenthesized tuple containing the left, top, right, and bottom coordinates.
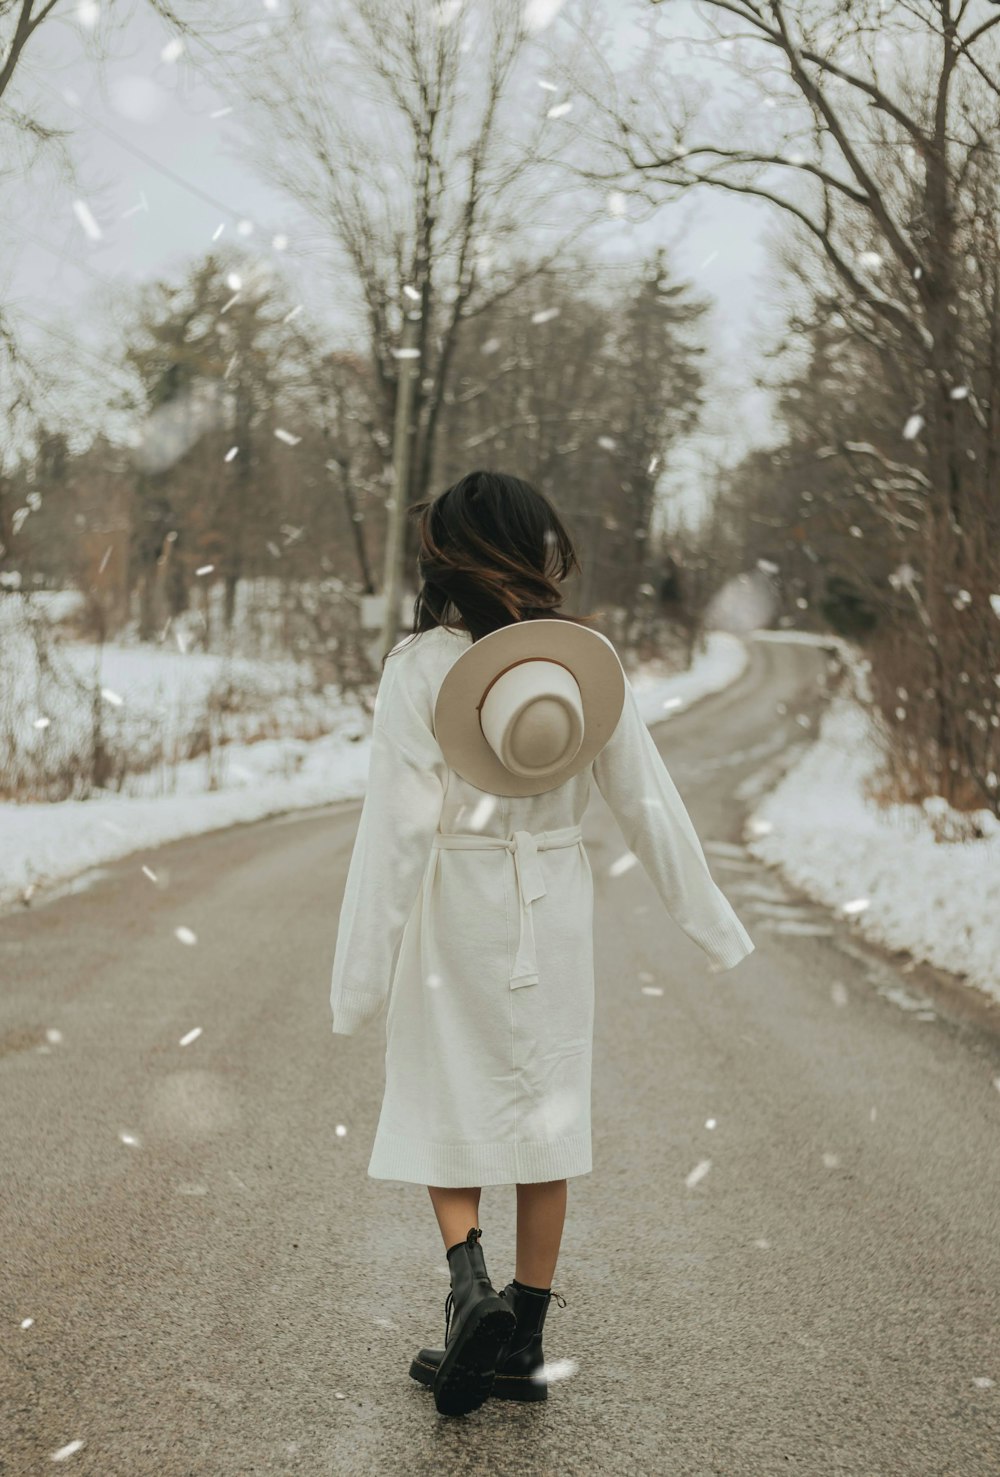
(630, 631, 748, 724)
(0, 631, 747, 909)
(746, 698, 1000, 1003)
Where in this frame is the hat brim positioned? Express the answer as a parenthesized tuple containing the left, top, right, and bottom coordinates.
(432, 619, 626, 797)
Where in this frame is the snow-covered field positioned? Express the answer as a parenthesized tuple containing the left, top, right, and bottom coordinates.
(746, 694, 1000, 1004)
(2, 594, 353, 802)
(0, 629, 747, 909)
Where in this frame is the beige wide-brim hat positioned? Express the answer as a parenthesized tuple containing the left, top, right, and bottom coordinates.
(432, 618, 626, 797)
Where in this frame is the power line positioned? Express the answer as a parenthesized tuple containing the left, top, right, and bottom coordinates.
(17, 65, 267, 229)
(6, 219, 121, 292)
(8, 305, 131, 381)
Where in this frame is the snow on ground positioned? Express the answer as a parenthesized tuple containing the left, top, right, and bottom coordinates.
(0, 630, 747, 909)
(630, 630, 747, 724)
(745, 695, 1000, 1004)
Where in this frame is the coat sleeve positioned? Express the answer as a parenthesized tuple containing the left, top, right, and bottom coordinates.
(329, 656, 446, 1036)
(591, 674, 754, 973)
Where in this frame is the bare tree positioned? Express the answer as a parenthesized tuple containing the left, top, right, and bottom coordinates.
(568, 0, 1000, 810)
(218, 0, 597, 520)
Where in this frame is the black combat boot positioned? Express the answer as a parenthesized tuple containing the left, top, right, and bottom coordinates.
(410, 1275, 567, 1404)
(428, 1226, 516, 1417)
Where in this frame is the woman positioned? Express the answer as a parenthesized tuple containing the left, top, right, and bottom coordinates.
(329, 469, 754, 1418)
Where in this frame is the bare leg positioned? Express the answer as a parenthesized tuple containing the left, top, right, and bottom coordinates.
(427, 1185, 482, 1253)
(514, 1179, 568, 1288)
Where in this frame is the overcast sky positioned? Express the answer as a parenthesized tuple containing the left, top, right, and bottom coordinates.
(5, 0, 784, 524)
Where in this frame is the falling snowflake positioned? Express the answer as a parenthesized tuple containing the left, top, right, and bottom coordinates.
(609, 853, 638, 878)
(821, 1152, 840, 1169)
(274, 428, 301, 445)
(757, 558, 779, 574)
(523, 0, 568, 32)
(546, 101, 573, 119)
(119, 1130, 140, 1146)
(50, 1440, 86, 1463)
(196, 564, 214, 576)
(889, 563, 918, 593)
(160, 36, 184, 62)
(597, 435, 616, 451)
(72, 199, 102, 241)
(101, 688, 123, 706)
(902, 414, 924, 440)
(840, 897, 870, 917)
(174, 925, 198, 946)
(141, 866, 158, 882)
(607, 191, 627, 217)
(391, 347, 421, 360)
(335, 1124, 348, 1137)
(210, 105, 233, 119)
(858, 251, 883, 270)
(530, 307, 560, 325)
(272, 233, 288, 250)
(33, 716, 50, 730)
(480, 337, 501, 355)
(77, 1, 100, 25)
(536, 1357, 578, 1384)
(225, 446, 239, 462)
(179, 1027, 203, 1047)
(705, 1118, 717, 1130)
(949, 385, 969, 401)
(685, 1159, 711, 1189)
(212, 223, 225, 242)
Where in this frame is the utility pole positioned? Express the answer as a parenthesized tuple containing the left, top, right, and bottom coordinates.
(378, 308, 421, 664)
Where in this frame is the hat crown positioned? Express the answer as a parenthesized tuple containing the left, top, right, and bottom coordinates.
(479, 659, 584, 778)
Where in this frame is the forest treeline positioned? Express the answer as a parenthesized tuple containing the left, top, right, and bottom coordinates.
(1, 0, 998, 817)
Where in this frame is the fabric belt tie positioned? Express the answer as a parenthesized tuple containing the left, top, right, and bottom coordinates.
(423, 824, 584, 990)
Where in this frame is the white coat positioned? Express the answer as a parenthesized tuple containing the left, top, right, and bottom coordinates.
(329, 625, 754, 1188)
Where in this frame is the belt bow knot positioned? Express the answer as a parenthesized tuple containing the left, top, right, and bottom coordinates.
(422, 823, 584, 992)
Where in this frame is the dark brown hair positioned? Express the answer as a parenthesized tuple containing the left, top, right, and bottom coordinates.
(383, 469, 601, 668)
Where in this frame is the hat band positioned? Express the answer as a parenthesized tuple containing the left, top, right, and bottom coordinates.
(474, 654, 577, 713)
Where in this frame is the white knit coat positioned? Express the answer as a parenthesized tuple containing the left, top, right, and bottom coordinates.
(329, 625, 754, 1187)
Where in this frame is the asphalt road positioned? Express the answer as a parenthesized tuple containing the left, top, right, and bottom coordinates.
(2, 636, 999, 1477)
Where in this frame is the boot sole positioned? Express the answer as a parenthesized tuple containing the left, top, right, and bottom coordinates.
(431, 1302, 517, 1417)
(410, 1352, 549, 1404)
